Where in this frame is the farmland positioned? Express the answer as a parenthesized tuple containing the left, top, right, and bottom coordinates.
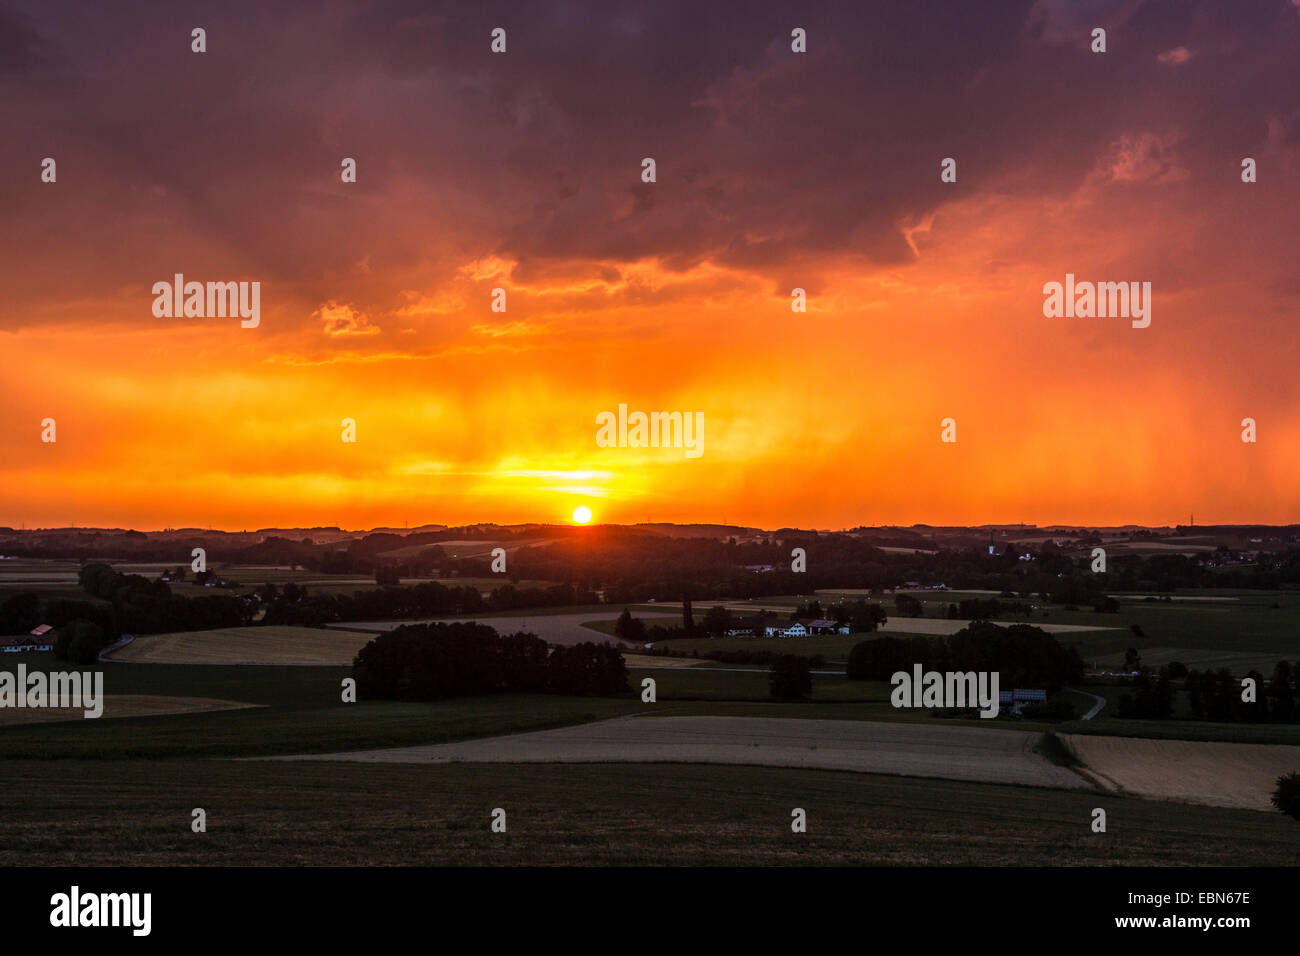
(108, 625, 379, 665)
(1, 759, 1295, 866)
(618, 587, 1300, 676)
(1062, 733, 1300, 811)
(1, 558, 1298, 866)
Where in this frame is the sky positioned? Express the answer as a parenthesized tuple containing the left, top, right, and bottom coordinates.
(2, 0, 1298, 531)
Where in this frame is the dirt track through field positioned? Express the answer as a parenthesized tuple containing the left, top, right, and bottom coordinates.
(1061, 734, 1300, 811)
(265, 715, 1089, 790)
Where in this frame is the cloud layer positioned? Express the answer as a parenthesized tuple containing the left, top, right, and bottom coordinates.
(2, 0, 1298, 527)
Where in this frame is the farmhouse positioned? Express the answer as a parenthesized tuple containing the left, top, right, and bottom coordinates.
(761, 618, 848, 638)
(807, 618, 850, 635)
(0, 625, 55, 654)
(997, 688, 1048, 716)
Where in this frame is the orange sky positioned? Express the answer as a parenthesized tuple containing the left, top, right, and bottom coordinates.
(2, 1, 1299, 530)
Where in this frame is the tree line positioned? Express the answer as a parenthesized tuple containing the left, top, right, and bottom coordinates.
(352, 622, 627, 700)
(1118, 660, 1300, 722)
(0, 564, 247, 660)
(845, 621, 1085, 693)
(261, 580, 598, 626)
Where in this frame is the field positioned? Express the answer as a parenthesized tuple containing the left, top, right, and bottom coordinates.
(884, 589, 1300, 676)
(625, 626, 1110, 662)
(1062, 734, 1300, 811)
(618, 587, 1300, 677)
(0, 651, 650, 758)
(1, 759, 1295, 866)
(108, 625, 380, 665)
(270, 714, 1089, 790)
(0, 695, 258, 726)
(2, 569, 1300, 865)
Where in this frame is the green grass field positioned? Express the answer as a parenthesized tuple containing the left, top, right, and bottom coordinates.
(0, 652, 644, 759)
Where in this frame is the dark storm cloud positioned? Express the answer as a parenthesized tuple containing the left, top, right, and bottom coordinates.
(0, 0, 1296, 328)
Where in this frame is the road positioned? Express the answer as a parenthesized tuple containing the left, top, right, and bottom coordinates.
(1067, 688, 1107, 720)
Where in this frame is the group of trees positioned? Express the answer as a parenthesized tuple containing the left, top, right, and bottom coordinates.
(1114, 660, 1300, 723)
(0, 591, 41, 634)
(614, 608, 648, 642)
(846, 622, 1084, 693)
(1188, 663, 1298, 723)
(351, 622, 627, 700)
(52, 619, 106, 664)
(946, 598, 1034, 620)
(1115, 667, 1177, 719)
(3, 563, 249, 661)
(894, 594, 924, 617)
(78, 563, 246, 637)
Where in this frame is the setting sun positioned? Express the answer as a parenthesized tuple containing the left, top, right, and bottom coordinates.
(572, 506, 593, 524)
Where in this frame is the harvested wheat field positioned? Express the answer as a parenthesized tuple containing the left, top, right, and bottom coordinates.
(619, 653, 702, 668)
(0, 695, 260, 726)
(267, 715, 1089, 790)
(106, 625, 377, 665)
(1062, 734, 1300, 811)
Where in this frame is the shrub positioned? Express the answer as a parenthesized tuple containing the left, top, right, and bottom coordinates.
(1272, 772, 1300, 821)
(770, 655, 812, 700)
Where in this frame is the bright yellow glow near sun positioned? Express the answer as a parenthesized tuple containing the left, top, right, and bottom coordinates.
(572, 505, 593, 524)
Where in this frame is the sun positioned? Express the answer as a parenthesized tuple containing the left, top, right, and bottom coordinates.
(571, 505, 593, 524)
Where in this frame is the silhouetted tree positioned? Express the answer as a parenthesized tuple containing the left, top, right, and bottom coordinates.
(894, 594, 923, 618)
(1272, 772, 1300, 820)
(702, 605, 732, 636)
(770, 655, 812, 700)
(614, 608, 646, 643)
